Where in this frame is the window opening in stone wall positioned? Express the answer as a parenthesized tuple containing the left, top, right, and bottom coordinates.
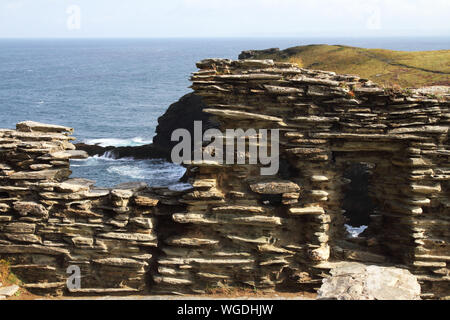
(342, 162, 376, 238)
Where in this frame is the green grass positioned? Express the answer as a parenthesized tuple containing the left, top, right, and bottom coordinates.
(0, 259, 21, 286)
(249, 44, 450, 88)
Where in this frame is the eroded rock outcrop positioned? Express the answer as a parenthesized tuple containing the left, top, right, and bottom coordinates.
(76, 92, 216, 160)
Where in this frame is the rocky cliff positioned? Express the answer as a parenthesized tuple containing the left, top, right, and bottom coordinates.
(76, 92, 215, 160)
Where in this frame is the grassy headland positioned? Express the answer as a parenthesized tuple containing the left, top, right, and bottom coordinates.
(244, 44, 450, 88)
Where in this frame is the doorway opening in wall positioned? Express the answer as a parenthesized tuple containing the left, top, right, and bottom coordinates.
(342, 162, 376, 238)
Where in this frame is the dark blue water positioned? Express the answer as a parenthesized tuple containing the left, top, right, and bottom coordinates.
(0, 37, 448, 187)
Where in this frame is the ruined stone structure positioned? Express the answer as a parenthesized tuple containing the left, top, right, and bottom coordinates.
(0, 59, 449, 299)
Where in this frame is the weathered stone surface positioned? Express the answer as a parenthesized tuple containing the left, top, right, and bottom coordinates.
(56, 182, 93, 195)
(1, 222, 36, 234)
(410, 184, 441, 194)
(44, 150, 88, 160)
(13, 201, 48, 217)
(93, 258, 148, 268)
(0, 244, 70, 256)
(153, 276, 192, 286)
(0, 285, 20, 297)
(71, 236, 94, 247)
(211, 205, 265, 214)
(309, 245, 330, 261)
(249, 180, 300, 194)
(166, 237, 219, 247)
(9, 169, 71, 181)
(16, 121, 73, 134)
(191, 178, 216, 189)
(203, 108, 283, 122)
(98, 232, 156, 242)
(67, 287, 139, 294)
(317, 263, 421, 300)
(0, 203, 9, 213)
(133, 194, 159, 207)
(129, 217, 154, 229)
(111, 189, 134, 199)
(289, 207, 325, 215)
(264, 85, 304, 95)
(172, 213, 218, 225)
(29, 164, 53, 170)
(4, 233, 41, 243)
(230, 215, 282, 226)
(23, 282, 65, 289)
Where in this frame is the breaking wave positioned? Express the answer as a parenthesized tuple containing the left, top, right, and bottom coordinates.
(83, 137, 153, 147)
(345, 224, 368, 238)
(70, 156, 187, 188)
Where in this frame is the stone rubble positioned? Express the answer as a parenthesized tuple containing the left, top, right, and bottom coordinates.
(317, 262, 421, 300)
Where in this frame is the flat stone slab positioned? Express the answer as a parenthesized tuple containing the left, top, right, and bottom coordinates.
(317, 262, 421, 300)
(0, 285, 20, 297)
(16, 121, 73, 134)
(249, 180, 300, 195)
(203, 108, 283, 122)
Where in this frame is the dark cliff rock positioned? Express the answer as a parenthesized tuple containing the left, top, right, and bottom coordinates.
(153, 92, 217, 155)
(76, 92, 215, 160)
(238, 48, 280, 60)
(74, 143, 168, 160)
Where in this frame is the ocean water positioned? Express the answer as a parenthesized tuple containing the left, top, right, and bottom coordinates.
(0, 37, 448, 187)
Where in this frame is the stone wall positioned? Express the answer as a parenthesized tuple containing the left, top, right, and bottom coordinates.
(0, 121, 176, 295)
(184, 59, 449, 298)
(0, 59, 449, 299)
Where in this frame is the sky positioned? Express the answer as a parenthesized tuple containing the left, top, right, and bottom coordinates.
(0, 0, 449, 38)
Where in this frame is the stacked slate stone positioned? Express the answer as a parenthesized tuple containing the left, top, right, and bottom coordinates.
(0, 59, 448, 299)
(179, 58, 449, 299)
(0, 121, 164, 296)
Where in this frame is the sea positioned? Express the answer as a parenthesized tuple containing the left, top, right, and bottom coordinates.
(0, 37, 448, 188)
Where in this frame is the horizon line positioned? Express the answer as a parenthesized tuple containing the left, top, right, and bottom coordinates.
(0, 35, 449, 40)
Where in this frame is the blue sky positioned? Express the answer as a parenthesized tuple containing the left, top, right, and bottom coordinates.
(0, 0, 449, 38)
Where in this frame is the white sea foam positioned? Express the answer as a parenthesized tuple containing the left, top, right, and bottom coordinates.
(169, 183, 193, 191)
(70, 153, 132, 166)
(107, 165, 148, 179)
(71, 155, 186, 188)
(83, 137, 153, 147)
(105, 160, 186, 181)
(92, 151, 135, 161)
(345, 224, 368, 238)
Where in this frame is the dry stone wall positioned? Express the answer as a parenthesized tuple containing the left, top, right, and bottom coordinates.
(0, 121, 181, 295)
(0, 59, 449, 299)
(185, 59, 449, 298)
